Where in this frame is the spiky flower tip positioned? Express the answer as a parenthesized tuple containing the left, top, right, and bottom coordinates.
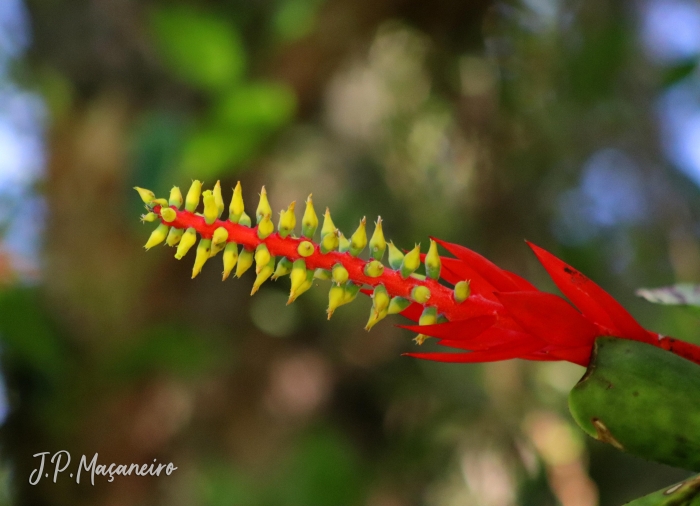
(137, 182, 700, 368)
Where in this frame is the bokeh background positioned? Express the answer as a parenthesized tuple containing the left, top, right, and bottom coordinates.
(0, 0, 699, 504)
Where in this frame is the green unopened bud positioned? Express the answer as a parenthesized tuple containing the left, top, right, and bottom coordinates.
(255, 244, 271, 273)
(152, 198, 169, 208)
(321, 207, 336, 239)
(338, 232, 350, 253)
(454, 280, 470, 303)
(369, 217, 386, 260)
(332, 264, 349, 284)
(297, 241, 315, 257)
(411, 285, 431, 304)
(349, 217, 367, 256)
(289, 259, 307, 302)
(419, 306, 437, 326)
(320, 229, 339, 253)
(166, 227, 184, 247)
(229, 181, 245, 223)
(236, 248, 254, 277)
(256, 186, 272, 224)
(175, 227, 197, 259)
(364, 260, 384, 277)
(257, 214, 274, 239)
(289, 265, 314, 304)
(238, 211, 252, 227)
(134, 186, 155, 205)
(327, 283, 345, 319)
(425, 239, 441, 280)
(251, 256, 275, 295)
(401, 244, 421, 278)
(278, 201, 296, 238)
(202, 190, 218, 225)
(144, 223, 170, 250)
(192, 238, 212, 278)
(213, 180, 224, 217)
(185, 180, 202, 212)
(141, 212, 158, 223)
(169, 186, 183, 208)
(387, 296, 411, 314)
(302, 195, 318, 238)
(437, 314, 449, 324)
(222, 242, 238, 280)
(343, 282, 361, 304)
(272, 257, 293, 280)
(314, 268, 331, 280)
(372, 284, 390, 314)
(387, 241, 404, 270)
(365, 307, 388, 331)
(160, 207, 177, 223)
(210, 227, 229, 257)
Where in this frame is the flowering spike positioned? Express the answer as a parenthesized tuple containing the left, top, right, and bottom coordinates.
(425, 239, 441, 280)
(141, 212, 158, 223)
(169, 186, 183, 208)
(255, 244, 271, 274)
(185, 180, 202, 212)
(454, 280, 470, 303)
(134, 186, 156, 205)
(238, 211, 252, 228)
(332, 264, 349, 284)
(272, 257, 293, 280)
(349, 217, 367, 257)
(364, 260, 384, 278)
(289, 259, 307, 302)
(278, 201, 297, 238)
(387, 241, 404, 270)
(256, 186, 272, 224)
(401, 244, 421, 278)
(387, 296, 411, 314)
(160, 207, 177, 223)
(229, 181, 245, 223)
(192, 238, 212, 278)
(236, 249, 254, 277)
(302, 195, 319, 238)
(210, 227, 229, 257)
(368, 217, 386, 260)
(411, 285, 431, 304)
(327, 283, 345, 319)
(338, 232, 350, 253)
(213, 181, 224, 217)
(222, 242, 238, 280)
(144, 223, 170, 250)
(321, 208, 336, 239)
(297, 241, 315, 257)
(175, 228, 197, 259)
(314, 268, 332, 280)
(320, 229, 339, 254)
(166, 227, 184, 247)
(251, 256, 275, 295)
(257, 214, 274, 239)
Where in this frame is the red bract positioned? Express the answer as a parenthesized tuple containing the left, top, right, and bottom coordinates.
(404, 240, 700, 368)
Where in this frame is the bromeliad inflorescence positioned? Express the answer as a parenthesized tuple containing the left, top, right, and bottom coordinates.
(135, 181, 700, 370)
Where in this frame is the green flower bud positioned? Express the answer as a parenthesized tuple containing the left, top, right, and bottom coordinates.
(338, 231, 350, 253)
(152, 198, 169, 208)
(238, 211, 252, 228)
(236, 248, 254, 278)
(321, 207, 336, 239)
(169, 186, 183, 208)
(332, 264, 349, 284)
(140, 212, 158, 223)
(289, 265, 314, 304)
(454, 280, 470, 303)
(213, 180, 224, 217)
(401, 244, 421, 278)
(419, 306, 437, 326)
(185, 180, 202, 212)
(222, 242, 238, 280)
(255, 244, 271, 273)
(272, 257, 293, 280)
(144, 223, 170, 250)
(134, 186, 155, 205)
(278, 201, 297, 238)
(349, 217, 367, 257)
(257, 214, 274, 239)
(192, 238, 212, 278)
(289, 259, 307, 302)
(372, 284, 390, 314)
(411, 285, 431, 304)
(175, 227, 197, 259)
(364, 260, 384, 277)
(320, 229, 339, 254)
(387, 241, 404, 270)
(166, 227, 184, 247)
(387, 296, 411, 314)
(343, 282, 360, 304)
(160, 207, 177, 223)
(210, 227, 229, 257)
(368, 217, 386, 260)
(202, 190, 219, 225)
(302, 194, 319, 238)
(327, 283, 345, 319)
(251, 256, 275, 295)
(314, 268, 331, 281)
(229, 181, 245, 223)
(256, 186, 272, 224)
(425, 239, 441, 280)
(365, 306, 388, 331)
(297, 241, 315, 257)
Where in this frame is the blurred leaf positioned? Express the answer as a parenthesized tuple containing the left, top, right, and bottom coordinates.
(150, 6, 246, 91)
(213, 82, 297, 131)
(661, 59, 698, 88)
(179, 127, 262, 179)
(199, 464, 259, 506)
(273, 0, 323, 41)
(636, 284, 700, 318)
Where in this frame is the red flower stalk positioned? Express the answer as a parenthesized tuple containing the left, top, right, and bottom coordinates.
(135, 182, 700, 369)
